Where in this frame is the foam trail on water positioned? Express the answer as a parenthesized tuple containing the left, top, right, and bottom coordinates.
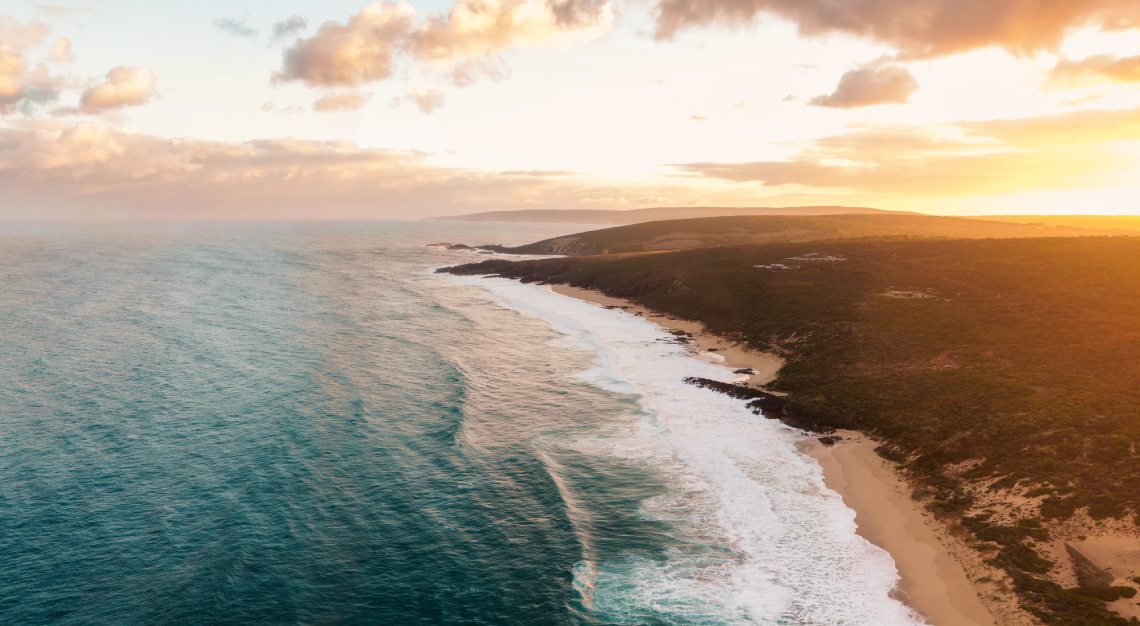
(456, 276, 927, 626)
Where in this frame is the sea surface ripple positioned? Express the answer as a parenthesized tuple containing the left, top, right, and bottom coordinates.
(0, 222, 919, 625)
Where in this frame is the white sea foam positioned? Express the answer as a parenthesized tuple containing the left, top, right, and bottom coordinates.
(455, 276, 926, 625)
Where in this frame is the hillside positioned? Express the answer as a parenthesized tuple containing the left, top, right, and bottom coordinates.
(442, 237, 1140, 624)
(971, 215, 1140, 232)
(428, 205, 894, 224)
(487, 213, 1138, 256)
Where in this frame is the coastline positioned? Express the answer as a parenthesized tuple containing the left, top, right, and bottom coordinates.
(549, 284, 1011, 626)
(550, 285, 784, 388)
(802, 433, 1018, 626)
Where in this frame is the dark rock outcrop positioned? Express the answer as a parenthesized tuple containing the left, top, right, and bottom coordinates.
(682, 377, 841, 433)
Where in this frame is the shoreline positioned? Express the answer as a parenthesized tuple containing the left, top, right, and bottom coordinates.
(550, 285, 784, 388)
(801, 432, 1008, 626)
(548, 283, 1008, 626)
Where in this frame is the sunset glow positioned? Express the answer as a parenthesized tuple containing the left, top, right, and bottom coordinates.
(3, 1, 1140, 218)
(8, 5, 1140, 625)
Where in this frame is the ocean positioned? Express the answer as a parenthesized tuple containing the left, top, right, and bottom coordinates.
(0, 222, 921, 625)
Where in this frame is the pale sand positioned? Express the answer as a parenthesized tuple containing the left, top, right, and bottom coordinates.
(548, 284, 1013, 626)
(1073, 535, 1140, 620)
(803, 433, 1002, 626)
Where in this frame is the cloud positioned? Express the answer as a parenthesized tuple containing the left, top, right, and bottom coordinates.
(0, 121, 720, 219)
(959, 106, 1140, 147)
(1048, 54, 1140, 87)
(271, 16, 308, 42)
(260, 101, 304, 114)
(278, 2, 415, 86)
(213, 18, 258, 39)
(406, 88, 445, 113)
(0, 14, 49, 50)
(48, 37, 74, 62)
(0, 46, 27, 103)
(408, 0, 613, 61)
(550, 0, 610, 26)
(810, 60, 917, 108)
(678, 151, 1113, 196)
(449, 56, 510, 86)
(0, 45, 63, 114)
(674, 107, 1140, 196)
(652, 0, 1140, 58)
(277, 0, 613, 88)
(313, 90, 370, 112)
(500, 169, 574, 176)
(0, 16, 68, 114)
(80, 66, 156, 112)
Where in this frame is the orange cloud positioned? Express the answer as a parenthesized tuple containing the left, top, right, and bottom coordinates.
(676, 107, 1140, 195)
(449, 56, 510, 86)
(277, 0, 613, 88)
(409, 0, 612, 61)
(80, 66, 156, 112)
(406, 88, 445, 113)
(0, 122, 721, 219)
(49, 37, 74, 63)
(0, 14, 48, 50)
(278, 2, 415, 86)
(1048, 54, 1140, 87)
(959, 107, 1140, 148)
(312, 90, 370, 112)
(680, 152, 1117, 195)
(0, 46, 25, 103)
(653, 0, 1140, 58)
(0, 15, 63, 114)
(0, 45, 63, 114)
(550, 0, 610, 26)
(810, 60, 917, 109)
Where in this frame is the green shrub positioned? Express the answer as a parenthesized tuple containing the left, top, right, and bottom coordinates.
(1074, 585, 1138, 602)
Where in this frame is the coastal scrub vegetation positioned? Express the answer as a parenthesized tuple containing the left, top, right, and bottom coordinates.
(443, 235, 1140, 624)
(488, 213, 1140, 256)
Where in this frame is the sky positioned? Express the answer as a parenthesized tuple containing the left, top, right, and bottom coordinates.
(2, 0, 1140, 219)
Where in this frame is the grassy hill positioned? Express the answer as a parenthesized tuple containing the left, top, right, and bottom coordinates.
(443, 237, 1140, 624)
(428, 205, 894, 224)
(971, 215, 1140, 232)
(489, 213, 1138, 256)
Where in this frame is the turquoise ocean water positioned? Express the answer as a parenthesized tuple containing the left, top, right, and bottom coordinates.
(0, 222, 920, 625)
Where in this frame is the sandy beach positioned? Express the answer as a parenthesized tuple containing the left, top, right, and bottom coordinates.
(802, 433, 1013, 625)
(550, 284, 1017, 626)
